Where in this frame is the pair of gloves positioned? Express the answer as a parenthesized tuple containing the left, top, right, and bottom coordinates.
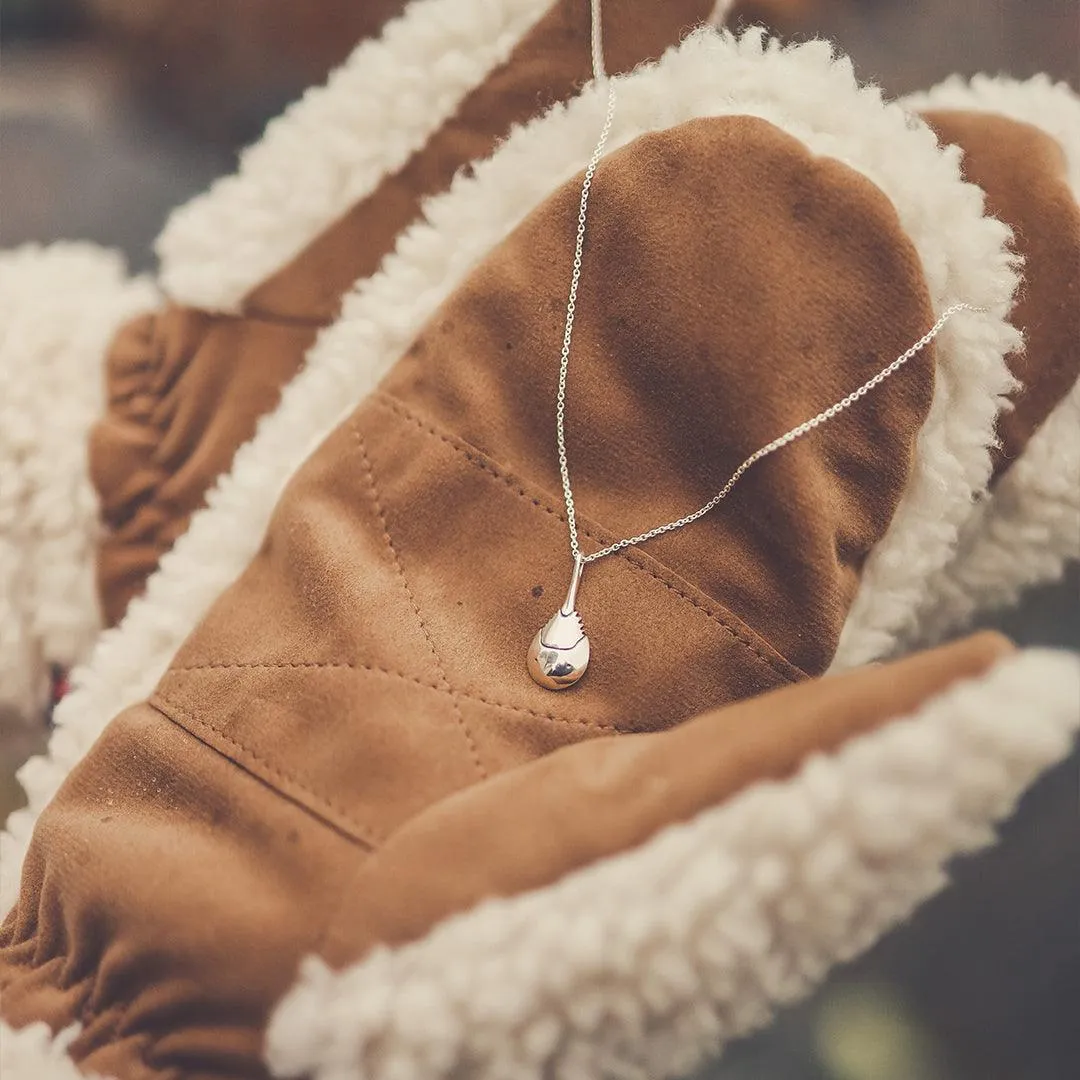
(1, 3, 1078, 1078)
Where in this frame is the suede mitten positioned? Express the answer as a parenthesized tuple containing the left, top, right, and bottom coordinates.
(918, 108, 1080, 480)
(726, 10, 1080, 642)
(3, 29, 1078, 1080)
(0, 633, 1018, 1080)
(0, 75, 1022, 1076)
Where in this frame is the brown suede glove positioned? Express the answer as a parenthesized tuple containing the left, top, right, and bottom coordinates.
(315, 630, 1014, 967)
(0, 631, 1012, 1080)
(0, 100, 1004, 1078)
(4, 37, 1078, 1080)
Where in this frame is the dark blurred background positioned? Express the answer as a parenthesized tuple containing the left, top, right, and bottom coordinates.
(1, 2, 1078, 1078)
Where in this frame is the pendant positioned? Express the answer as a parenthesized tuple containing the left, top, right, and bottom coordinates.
(528, 555, 590, 690)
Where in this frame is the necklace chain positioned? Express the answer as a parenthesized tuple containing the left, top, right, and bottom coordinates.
(529, 2, 987, 691)
(555, 0, 983, 568)
(555, 77, 617, 564)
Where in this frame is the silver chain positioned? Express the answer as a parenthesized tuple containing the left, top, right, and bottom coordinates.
(555, 61, 616, 563)
(555, 0, 984, 567)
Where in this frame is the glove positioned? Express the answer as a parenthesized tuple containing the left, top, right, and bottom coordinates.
(2, 28, 1076, 1080)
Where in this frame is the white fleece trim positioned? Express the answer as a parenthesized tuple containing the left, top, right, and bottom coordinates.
(826, 104, 1021, 667)
(267, 649, 1080, 1080)
(0, 1023, 94, 1080)
(155, 0, 552, 312)
(1, 27, 1017, 911)
(0, 244, 158, 723)
(905, 74, 1080, 195)
(898, 76, 1080, 645)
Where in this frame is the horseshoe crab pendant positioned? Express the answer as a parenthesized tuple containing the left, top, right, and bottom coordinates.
(527, 555, 590, 690)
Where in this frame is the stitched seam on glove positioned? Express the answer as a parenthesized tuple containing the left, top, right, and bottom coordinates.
(354, 423, 489, 780)
(162, 663, 619, 733)
(148, 693, 384, 848)
(373, 390, 805, 685)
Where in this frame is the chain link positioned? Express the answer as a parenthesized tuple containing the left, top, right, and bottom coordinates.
(554, 2, 986, 567)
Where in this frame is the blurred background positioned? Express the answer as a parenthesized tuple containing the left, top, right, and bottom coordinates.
(1, 1, 1078, 1078)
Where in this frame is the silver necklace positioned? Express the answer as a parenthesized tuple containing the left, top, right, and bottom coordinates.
(526, 1, 982, 690)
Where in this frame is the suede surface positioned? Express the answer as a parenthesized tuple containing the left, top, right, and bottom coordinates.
(90, 0, 716, 627)
(378, 115, 934, 675)
(2, 117, 945, 1079)
(922, 109, 1080, 480)
(318, 630, 1013, 966)
(0, 703, 363, 1080)
(91, 308, 319, 624)
(0, 629, 1009, 1080)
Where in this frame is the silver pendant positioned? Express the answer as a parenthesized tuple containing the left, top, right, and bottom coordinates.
(527, 555, 590, 690)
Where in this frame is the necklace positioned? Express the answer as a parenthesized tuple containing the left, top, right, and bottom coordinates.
(526, 1, 983, 690)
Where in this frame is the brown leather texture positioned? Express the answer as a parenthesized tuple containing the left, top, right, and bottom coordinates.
(90, 0, 716, 628)
(921, 109, 1080, 480)
(3, 116, 942, 1079)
